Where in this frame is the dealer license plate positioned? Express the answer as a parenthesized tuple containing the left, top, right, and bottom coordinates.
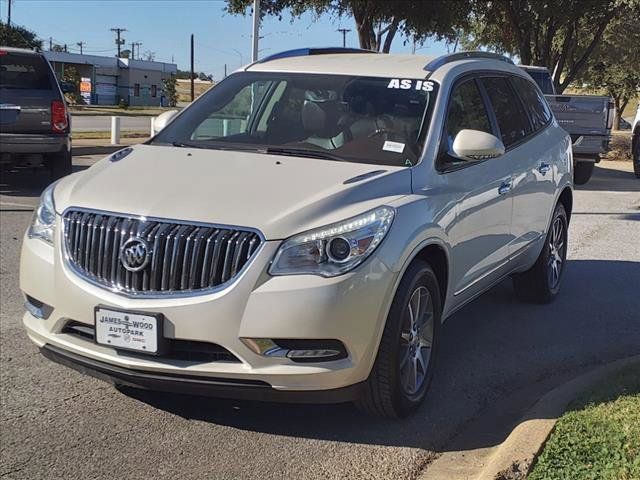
(95, 307, 160, 354)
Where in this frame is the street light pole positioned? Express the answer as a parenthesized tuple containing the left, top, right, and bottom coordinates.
(251, 0, 260, 62)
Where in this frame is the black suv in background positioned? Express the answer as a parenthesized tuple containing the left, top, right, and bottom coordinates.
(1, 47, 73, 179)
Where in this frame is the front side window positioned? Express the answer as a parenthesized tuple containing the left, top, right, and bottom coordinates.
(152, 72, 437, 167)
(444, 79, 492, 150)
(481, 77, 533, 148)
(511, 76, 552, 132)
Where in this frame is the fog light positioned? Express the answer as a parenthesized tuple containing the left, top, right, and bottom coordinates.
(24, 295, 50, 319)
(286, 349, 342, 360)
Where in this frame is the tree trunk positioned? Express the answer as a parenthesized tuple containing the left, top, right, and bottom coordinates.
(351, 4, 376, 51)
(381, 18, 399, 53)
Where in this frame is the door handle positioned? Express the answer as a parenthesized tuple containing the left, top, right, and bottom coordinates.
(538, 163, 551, 175)
(498, 181, 512, 195)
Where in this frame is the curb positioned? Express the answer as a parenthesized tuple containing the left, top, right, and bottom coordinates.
(419, 355, 640, 480)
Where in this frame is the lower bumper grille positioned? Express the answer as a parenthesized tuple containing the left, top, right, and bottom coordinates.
(62, 209, 263, 296)
(62, 321, 241, 363)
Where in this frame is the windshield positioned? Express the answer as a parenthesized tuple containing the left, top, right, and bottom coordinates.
(152, 72, 437, 167)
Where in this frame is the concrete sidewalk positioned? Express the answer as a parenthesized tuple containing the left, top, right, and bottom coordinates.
(71, 137, 147, 156)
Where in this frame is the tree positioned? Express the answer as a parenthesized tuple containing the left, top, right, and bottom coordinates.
(225, 0, 470, 54)
(61, 65, 82, 104)
(462, 0, 623, 93)
(51, 43, 66, 52)
(162, 75, 178, 107)
(0, 22, 43, 50)
(576, 2, 640, 129)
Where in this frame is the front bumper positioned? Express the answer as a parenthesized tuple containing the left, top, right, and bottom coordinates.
(0, 133, 69, 155)
(21, 227, 399, 398)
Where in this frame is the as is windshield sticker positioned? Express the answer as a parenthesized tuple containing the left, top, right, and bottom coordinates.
(387, 79, 434, 91)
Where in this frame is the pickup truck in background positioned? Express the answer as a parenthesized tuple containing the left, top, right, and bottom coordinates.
(519, 65, 615, 185)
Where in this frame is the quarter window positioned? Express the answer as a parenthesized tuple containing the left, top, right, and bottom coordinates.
(481, 77, 533, 147)
(444, 79, 492, 151)
(511, 76, 552, 131)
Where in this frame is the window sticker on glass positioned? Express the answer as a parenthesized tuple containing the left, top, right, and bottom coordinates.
(383, 140, 405, 153)
(387, 79, 434, 91)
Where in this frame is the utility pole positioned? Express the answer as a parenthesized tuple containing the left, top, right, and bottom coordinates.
(190, 34, 195, 102)
(76, 42, 84, 55)
(64, 44, 67, 53)
(130, 42, 142, 60)
(337, 28, 351, 48)
(49, 37, 53, 51)
(224, 64, 227, 78)
(7, 0, 11, 27)
(110, 27, 127, 57)
(251, 0, 260, 61)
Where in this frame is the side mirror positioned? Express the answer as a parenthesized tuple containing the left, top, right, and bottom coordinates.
(152, 110, 179, 135)
(450, 129, 505, 162)
(60, 82, 76, 94)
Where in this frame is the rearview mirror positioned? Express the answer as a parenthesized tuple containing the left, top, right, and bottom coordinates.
(152, 110, 179, 135)
(450, 129, 505, 162)
(60, 82, 76, 94)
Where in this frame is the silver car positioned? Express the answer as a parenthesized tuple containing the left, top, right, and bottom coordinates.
(21, 49, 572, 417)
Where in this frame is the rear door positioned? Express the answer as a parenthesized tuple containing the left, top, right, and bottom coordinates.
(481, 75, 557, 255)
(0, 50, 58, 134)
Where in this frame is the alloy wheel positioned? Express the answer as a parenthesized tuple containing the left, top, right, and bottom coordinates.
(399, 286, 435, 395)
(547, 216, 566, 289)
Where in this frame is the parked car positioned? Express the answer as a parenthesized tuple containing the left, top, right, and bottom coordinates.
(633, 103, 640, 178)
(519, 65, 614, 185)
(0, 47, 73, 179)
(21, 49, 573, 418)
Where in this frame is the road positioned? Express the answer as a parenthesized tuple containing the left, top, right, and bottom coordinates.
(1, 158, 639, 480)
(71, 115, 151, 132)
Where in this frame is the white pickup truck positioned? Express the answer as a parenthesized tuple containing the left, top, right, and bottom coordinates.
(519, 65, 615, 184)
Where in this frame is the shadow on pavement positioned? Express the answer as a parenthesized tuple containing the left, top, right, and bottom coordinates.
(0, 164, 89, 199)
(121, 259, 640, 452)
(577, 162, 640, 193)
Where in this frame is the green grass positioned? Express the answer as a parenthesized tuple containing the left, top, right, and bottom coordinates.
(528, 364, 640, 480)
(73, 131, 149, 140)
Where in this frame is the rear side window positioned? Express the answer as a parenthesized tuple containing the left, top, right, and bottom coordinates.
(444, 79, 492, 150)
(481, 77, 533, 148)
(0, 52, 52, 90)
(511, 76, 552, 132)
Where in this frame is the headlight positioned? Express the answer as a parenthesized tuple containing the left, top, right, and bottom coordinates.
(28, 183, 57, 245)
(269, 206, 395, 277)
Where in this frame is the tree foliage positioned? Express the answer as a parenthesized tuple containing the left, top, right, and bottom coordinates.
(461, 0, 625, 93)
(576, 2, 640, 129)
(225, 0, 470, 53)
(162, 75, 178, 107)
(0, 22, 43, 50)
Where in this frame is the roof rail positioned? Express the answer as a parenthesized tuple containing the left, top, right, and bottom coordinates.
(256, 47, 376, 64)
(424, 51, 514, 72)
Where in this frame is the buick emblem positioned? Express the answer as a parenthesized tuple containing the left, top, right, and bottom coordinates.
(120, 238, 151, 272)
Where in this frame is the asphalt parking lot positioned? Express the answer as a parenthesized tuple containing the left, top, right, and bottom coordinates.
(1, 157, 639, 480)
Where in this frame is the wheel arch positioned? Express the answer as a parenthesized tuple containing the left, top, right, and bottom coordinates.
(558, 186, 573, 223)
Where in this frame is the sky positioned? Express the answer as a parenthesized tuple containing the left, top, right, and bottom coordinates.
(2, 0, 452, 80)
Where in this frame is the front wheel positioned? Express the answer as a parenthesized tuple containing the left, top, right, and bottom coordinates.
(573, 161, 594, 185)
(356, 260, 441, 418)
(513, 203, 568, 304)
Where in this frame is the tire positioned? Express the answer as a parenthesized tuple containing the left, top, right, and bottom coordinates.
(513, 203, 568, 304)
(573, 161, 594, 185)
(356, 260, 441, 418)
(47, 148, 72, 180)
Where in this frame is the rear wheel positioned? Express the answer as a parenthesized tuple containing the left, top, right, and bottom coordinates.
(513, 203, 568, 304)
(573, 161, 594, 185)
(356, 260, 441, 418)
(46, 148, 72, 180)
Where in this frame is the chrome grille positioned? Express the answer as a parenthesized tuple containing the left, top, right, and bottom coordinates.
(62, 209, 262, 295)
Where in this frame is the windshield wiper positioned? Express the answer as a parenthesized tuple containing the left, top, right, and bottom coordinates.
(263, 147, 345, 162)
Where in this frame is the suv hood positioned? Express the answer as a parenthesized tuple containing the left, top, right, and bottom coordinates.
(54, 145, 411, 240)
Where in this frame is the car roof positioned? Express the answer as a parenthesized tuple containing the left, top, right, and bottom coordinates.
(0, 46, 42, 55)
(246, 50, 516, 79)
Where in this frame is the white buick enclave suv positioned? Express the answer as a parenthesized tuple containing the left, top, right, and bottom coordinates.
(21, 49, 573, 417)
